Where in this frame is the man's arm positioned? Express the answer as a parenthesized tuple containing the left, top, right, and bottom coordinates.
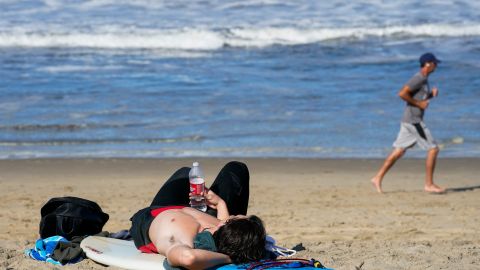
(205, 190, 229, 220)
(429, 87, 439, 99)
(398, 85, 429, 110)
(166, 243, 232, 270)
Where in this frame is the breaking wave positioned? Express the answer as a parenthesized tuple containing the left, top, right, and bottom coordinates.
(1, 23, 479, 50)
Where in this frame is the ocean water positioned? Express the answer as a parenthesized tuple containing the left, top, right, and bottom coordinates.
(1, 0, 479, 159)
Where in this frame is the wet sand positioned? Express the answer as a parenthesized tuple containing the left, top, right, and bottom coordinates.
(1, 158, 479, 270)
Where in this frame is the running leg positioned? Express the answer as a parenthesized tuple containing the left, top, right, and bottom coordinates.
(424, 147, 445, 193)
(371, 148, 405, 193)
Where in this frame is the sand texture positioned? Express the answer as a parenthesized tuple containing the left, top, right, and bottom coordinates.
(1, 158, 479, 270)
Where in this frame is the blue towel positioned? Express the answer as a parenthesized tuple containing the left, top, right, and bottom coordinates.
(25, 236, 83, 265)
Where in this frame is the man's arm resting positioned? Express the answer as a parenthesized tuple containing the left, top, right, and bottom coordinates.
(215, 200, 229, 221)
(166, 244, 231, 270)
(205, 190, 230, 220)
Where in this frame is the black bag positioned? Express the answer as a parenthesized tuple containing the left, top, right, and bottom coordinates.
(39, 196, 109, 240)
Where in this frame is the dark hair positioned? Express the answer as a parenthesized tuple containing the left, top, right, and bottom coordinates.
(213, 215, 267, 264)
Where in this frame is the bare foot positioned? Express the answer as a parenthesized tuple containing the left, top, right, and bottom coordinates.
(371, 177, 383, 193)
(424, 184, 446, 194)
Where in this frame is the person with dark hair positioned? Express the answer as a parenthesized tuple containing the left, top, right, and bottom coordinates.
(130, 161, 267, 270)
(213, 215, 267, 263)
(371, 52, 445, 194)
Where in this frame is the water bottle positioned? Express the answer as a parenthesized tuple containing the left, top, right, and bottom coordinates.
(189, 162, 207, 212)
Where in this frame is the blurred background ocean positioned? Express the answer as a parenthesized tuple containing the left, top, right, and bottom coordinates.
(0, 0, 479, 159)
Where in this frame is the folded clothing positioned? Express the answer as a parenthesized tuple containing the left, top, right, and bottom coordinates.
(25, 235, 84, 265)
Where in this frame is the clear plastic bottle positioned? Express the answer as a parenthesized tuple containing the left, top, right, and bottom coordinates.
(189, 162, 207, 212)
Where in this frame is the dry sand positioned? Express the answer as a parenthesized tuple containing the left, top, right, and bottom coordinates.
(0, 158, 479, 270)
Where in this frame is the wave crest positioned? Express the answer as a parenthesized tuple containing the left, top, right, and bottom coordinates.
(0, 23, 479, 50)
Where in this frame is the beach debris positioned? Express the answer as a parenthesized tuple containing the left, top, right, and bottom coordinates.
(354, 261, 364, 270)
(291, 243, 306, 252)
(452, 136, 464, 144)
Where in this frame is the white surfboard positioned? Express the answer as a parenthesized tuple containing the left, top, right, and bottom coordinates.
(80, 236, 332, 270)
(80, 236, 165, 270)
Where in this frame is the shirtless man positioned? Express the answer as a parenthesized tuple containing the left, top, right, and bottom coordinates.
(371, 53, 446, 194)
(130, 161, 267, 270)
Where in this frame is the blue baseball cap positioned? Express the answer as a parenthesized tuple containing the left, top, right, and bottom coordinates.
(419, 53, 441, 65)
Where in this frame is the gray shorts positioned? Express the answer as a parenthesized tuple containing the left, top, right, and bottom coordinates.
(393, 122, 438, 150)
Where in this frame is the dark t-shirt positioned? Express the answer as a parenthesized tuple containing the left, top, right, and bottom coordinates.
(401, 72, 430, 123)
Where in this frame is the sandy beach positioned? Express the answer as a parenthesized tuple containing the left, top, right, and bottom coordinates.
(0, 158, 479, 270)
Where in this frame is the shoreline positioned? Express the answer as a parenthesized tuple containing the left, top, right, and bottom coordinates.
(1, 157, 478, 188)
(1, 157, 479, 269)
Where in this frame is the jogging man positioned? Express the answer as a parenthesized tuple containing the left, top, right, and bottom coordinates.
(371, 53, 445, 194)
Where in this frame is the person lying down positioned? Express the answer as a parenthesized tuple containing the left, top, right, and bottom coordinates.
(129, 161, 269, 270)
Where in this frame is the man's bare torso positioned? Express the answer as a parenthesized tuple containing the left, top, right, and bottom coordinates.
(149, 207, 221, 256)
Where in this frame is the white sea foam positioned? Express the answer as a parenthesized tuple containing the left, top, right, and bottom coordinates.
(0, 23, 479, 50)
(0, 28, 224, 50)
(227, 24, 480, 47)
(0, 102, 22, 112)
(217, 0, 293, 10)
(38, 65, 124, 73)
(0, 96, 44, 113)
